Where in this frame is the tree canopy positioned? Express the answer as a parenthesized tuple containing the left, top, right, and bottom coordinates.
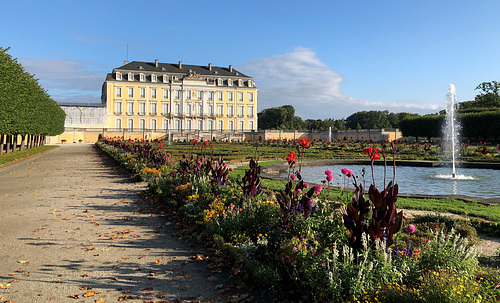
(0, 47, 65, 136)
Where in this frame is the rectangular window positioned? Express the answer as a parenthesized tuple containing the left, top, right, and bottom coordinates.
(197, 104, 202, 115)
(115, 87, 122, 97)
(140, 74, 145, 82)
(248, 106, 254, 117)
(127, 102, 134, 114)
(208, 105, 214, 115)
(163, 119, 169, 129)
(175, 90, 180, 99)
(115, 102, 122, 114)
(116, 72, 122, 81)
(228, 105, 234, 116)
(174, 103, 180, 114)
(162, 102, 169, 115)
(238, 92, 243, 102)
(248, 92, 254, 102)
(218, 91, 223, 101)
(217, 105, 223, 116)
(198, 91, 203, 100)
(186, 90, 191, 100)
(163, 89, 169, 99)
(115, 118, 122, 129)
(128, 87, 134, 98)
(228, 92, 233, 101)
(238, 106, 244, 116)
(140, 87, 146, 98)
(208, 91, 214, 101)
(139, 102, 146, 115)
(151, 88, 157, 99)
(151, 119, 157, 130)
(127, 119, 134, 130)
(151, 74, 157, 82)
(150, 102, 157, 115)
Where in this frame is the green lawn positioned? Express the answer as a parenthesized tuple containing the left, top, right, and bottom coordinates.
(0, 145, 58, 166)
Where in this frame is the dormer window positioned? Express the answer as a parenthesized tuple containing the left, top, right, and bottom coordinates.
(151, 74, 157, 82)
(173, 75, 179, 81)
(228, 79, 233, 86)
(248, 80, 253, 87)
(140, 73, 146, 82)
(238, 79, 243, 86)
(115, 72, 122, 80)
(128, 72, 134, 81)
(217, 78, 222, 86)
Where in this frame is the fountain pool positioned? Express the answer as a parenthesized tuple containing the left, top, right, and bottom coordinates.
(283, 164, 500, 198)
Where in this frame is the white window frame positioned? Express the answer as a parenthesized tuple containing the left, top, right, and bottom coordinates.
(116, 72, 122, 81)
(128, 87, 134, 98)
(186, 104, 192, 115)
(163, 119, 169, 130)
(228, 92, 233, 101)
(163, 88, 169, 99)
(163, 74, 169, 83)
(248, 92, 254, 102)
(228, 120, 234, 131)
(127, 118, 134, 130)
(139, 118, 146, 130)
(208, 104, 214, 115)
(197, 90, 202, 100)
(197, 120, 203, 130)
(127, 101, 134, 115)
(115, 101, 122, 114)
(162, 102, 169, 115)
(249, 120, 254, 130)
(218, 120, 223, 131)
(174, 103, 180, 115)
(218, 91, 223, 101)
(248, 80, 252, 87)
(128, 73, 134, 81)
(151, 88, 157, 99)
(139, 102, 146, 115)
(209, 120, 214, 130)
(175, 120, 180, 130)
(238, 79, 243, 86)
(175, 90, 180, 99)
(115, 118, 122, 130)
(151, 119, 157, 131)
(217, 105, 223, 116)
(238, 105, 244, 117)
(151, 74, 157, 82)
(139, 87, 146, 98)
(197, 104, 202, 115)
(115, 87, 122, 97)
(238, 92, 243, 102)
(186, 90, 191, 100)
(228, 105, 233, 116)
(217, 78, 222, 86)
(239, 121, 244, 131)
(186, 120, 192, 131)
(228, 79, 233, 86)
(248, 105, 254, 117)
(150, 102, 157, 115)
(208, 91, 214, 101)
(140, 73, 146, 82)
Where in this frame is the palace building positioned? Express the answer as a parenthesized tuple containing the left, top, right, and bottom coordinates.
(101, 60, 258, 135)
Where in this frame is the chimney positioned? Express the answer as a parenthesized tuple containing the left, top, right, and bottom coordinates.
(208, 63, 212, 71)
(155, 59, 158, 67)
(179, 61, 182, 69)
(123, 60, 129, 65)
(229, 65, 233, 72)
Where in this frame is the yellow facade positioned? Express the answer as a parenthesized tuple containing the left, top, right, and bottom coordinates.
(102, 61, 258, 134)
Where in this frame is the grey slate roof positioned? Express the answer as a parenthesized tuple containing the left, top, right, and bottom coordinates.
(114, 61, 251, 78)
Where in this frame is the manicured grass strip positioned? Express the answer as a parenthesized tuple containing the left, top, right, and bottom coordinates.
(0, 145, 58, 166)
(396, 196, 500, 223)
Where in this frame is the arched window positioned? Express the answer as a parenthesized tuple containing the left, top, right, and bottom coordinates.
(228, 121, 234, 131)
(163, 119, 169, 130)
(127, 119, 134, 130)
(139, 119, 146, 130)
(186, 120, 192, 131)
(198, 120, 203, 130)
(239, 121, 244, 131)
(218, 120, 223, 131)
(115, 118, 122, 130)
(175, 120, 181, 130)
(209, 120, 214, 130)
(249, 121, 254, 131)
(151, 119, 157, 131)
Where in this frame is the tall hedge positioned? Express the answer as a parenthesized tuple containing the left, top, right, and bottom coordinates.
(400, 111, 500, 141)
(0, 47, 65, 137)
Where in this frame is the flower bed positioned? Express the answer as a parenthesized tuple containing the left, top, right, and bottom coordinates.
(96, 137, 500, 302)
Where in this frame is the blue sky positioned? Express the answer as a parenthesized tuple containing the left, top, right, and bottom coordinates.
(2, 0, 500, 119)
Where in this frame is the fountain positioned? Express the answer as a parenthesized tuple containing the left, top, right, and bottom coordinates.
(443, 84, 460, 178)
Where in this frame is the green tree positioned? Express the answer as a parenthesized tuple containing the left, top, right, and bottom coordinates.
(474, 81, 500, 108)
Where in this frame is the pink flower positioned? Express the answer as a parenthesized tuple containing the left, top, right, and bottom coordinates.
(407, 224, 416, 234)
(341, 168, 349, 175)
(296, 189, 302, 194)
(304, 183, 309, 188)
(290, 174, 296, 180)
(325, 170, 332, 176)
(326, 175, 333, 182)
(314, 185, 322, 194)
(229, 167, 234, 171)
(347, 170, 354, 177)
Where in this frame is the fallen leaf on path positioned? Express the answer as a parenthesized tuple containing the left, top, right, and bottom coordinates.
(83, 291, 95, 297)
(17, 260, 31, 264)
(69, 294, 80, 299)
(9, 280, 20, 283)
(80, 285, 92, 290)
(95, 299, 105, 303)
(155, 259, 162, 264)
(0, 283, 11, 288)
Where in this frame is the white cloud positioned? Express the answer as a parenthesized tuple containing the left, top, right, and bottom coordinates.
(239, 47, 441, 119)
(18, 58, 105, 103)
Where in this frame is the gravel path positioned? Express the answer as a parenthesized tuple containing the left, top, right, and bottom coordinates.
(0, 144, 254, 303)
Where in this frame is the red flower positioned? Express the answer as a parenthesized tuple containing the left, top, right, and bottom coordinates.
(363, 147, 380, 161)
(286, 151, 296, 164)
(209, 142, 213, 148)
(192, 139, 199, 145)
(299, 138, 310, 148)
